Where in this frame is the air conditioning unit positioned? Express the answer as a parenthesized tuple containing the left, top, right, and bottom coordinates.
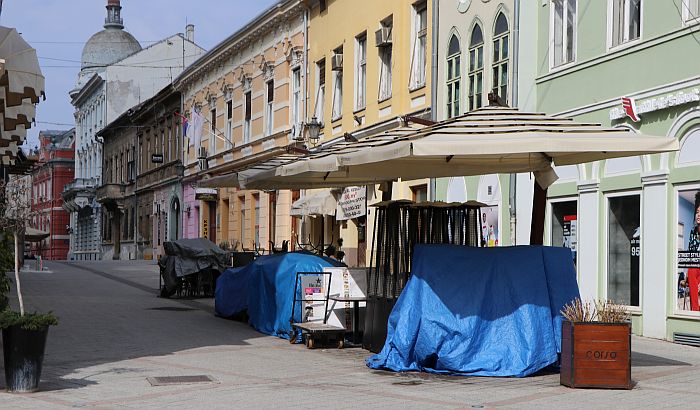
(331, 54, 343, 71)
(375, 26, 392, 48)
(291, 124, 304, 142)
(197, 146, 207, 159)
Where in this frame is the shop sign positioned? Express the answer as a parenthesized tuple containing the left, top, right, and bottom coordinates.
(151, 154, 164, 163)
(336, 186, 367, 221)
(679, 251, 700, 269)
(195, 187, 218, 202)
(609, 89, 700, 121)
(202, 218, 208, 238)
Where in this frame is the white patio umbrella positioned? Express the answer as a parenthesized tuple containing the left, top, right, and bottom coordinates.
(243, 107, 678, 191)
(290, 189, 338, 217)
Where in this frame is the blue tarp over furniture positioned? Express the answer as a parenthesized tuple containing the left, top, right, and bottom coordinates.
(215, 252, 337, 339)
(367, 245, 579, 377)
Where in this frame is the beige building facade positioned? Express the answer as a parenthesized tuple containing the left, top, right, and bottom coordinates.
(174, 0, 307, 252)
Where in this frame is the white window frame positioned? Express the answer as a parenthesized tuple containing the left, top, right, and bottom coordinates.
(315, 60, 326, 123)
(409, 1, 428, 90)
(355, 34, 367, 111)
(603, 189, 643, 312)
(209, 107, 217, 155)
(607, 0, 642, 51)
(549, 0, 577, 69)
(243, 91, 252, 144)
(446, 36, 461, 119)
(378, 38, 393, 101)
(291, 67, 301, 129)
(468, 25, 484, 112)
(265, 80, 274, 137)
(332, 51, 343, 121)
(682, 0, 700, 25)
(492, 13, 509, 105)
(225, 99, 233, 150)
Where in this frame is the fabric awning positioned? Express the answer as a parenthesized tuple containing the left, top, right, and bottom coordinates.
(25, 227, 49, 242)
(0, 27, 45, 107)
(242, 107, 679, 190)
(290, 189, 338, 217)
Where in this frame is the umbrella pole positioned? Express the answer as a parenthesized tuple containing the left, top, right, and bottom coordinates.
(529, 183, 547, 245)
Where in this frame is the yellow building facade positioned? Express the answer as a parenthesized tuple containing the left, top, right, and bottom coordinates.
(304, 0, 433, 266)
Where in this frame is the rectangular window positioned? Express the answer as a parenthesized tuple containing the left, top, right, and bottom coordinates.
(209, 108, 217, 154)
(676, 187, 700, 313)
(378, 18, 393, 101)
(225, 100, 233, 150)
(607, 194, 641, 307)
(254, 194, 260, 248)
(611, 0, 641, 47)
(684, 0, 700, 23)
(492, 27, 509, 104)
(411, 184, 427, 203)
(551, 200, 578, 266)
(315, 59, 326, 123)
(292, 68, 301, 129)
(446, 51, 461, 118)
(355, 33, 367, 111)
(266, 81, 274, 136)
(332, 47, 343, 120)
(410, 1, 428, 89)
(244, 91, 251, 144)
(468, 41, 483, 111)
(552, 0, 576, 67)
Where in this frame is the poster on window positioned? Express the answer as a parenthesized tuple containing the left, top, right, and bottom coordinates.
(677, 189, 700, 313)
(480, 206, 500, 247)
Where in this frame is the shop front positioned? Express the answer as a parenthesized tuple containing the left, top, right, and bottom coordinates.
(543, 83, 700, 341)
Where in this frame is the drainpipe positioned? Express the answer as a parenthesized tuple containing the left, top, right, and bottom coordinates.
(303, 4, 309, 126)
(508, 0, 520, 245)
(429, 0, 439, 201)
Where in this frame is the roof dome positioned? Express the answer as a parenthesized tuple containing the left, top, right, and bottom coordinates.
(80, 0, 141, 71)
(80, 28, 141, 71)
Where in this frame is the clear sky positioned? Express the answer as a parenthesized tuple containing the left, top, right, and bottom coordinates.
(1, 0, 279, 149)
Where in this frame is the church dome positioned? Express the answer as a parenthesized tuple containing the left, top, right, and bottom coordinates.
(79, 0, 141, 72)
(80, 28, 141, 71)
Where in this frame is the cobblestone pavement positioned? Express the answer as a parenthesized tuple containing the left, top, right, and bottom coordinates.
(1, 260, 699, 409)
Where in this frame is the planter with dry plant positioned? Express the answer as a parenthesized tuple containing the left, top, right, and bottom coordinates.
(560, 298, 632, 389)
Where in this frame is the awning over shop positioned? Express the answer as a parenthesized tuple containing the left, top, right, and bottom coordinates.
(290, 189, 338, 217)
(25, 227, 50, 243)
(242, 107, 678, 190)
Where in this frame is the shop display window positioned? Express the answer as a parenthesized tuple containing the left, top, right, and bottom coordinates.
(551, 200, 577, 266)
(607, 194, 640, 307)
(480, 206, 499, 247)
(676, 188, 700, 313)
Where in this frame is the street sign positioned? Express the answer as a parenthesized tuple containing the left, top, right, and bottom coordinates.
(151, 154, 164, 163)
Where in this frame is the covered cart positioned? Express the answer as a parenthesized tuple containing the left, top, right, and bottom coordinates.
(158, 238, 229, 298)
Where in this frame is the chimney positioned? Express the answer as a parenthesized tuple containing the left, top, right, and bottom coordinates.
(185, 24, 195, 42)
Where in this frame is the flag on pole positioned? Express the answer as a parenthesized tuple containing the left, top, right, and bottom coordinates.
(174, 111, 188, 138)
(188, 106, 204, 147)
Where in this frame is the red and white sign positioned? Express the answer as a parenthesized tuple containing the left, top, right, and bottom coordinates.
(610, 89, 700, 121)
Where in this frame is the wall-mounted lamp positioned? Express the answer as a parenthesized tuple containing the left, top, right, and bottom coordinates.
(305, 117, 322, 145)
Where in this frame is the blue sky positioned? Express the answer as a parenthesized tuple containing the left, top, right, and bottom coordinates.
(2, 0, 279, 149)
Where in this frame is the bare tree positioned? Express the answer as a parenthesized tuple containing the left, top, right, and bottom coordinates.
(0, 179, 36, 316)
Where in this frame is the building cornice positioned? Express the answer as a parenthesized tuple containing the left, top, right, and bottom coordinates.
(71, 74, 104, 107)
(173, 0, 305, 90)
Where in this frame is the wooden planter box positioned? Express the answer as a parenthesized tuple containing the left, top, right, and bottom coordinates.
(560, 321, 632, 389)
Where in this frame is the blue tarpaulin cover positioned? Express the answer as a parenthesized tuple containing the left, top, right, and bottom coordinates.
(215, 252, 336, 339)
(367, 245, 579, 377)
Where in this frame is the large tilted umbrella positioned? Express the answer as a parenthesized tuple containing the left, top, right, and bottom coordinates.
(242, 107, 678, 191)
(233, 106, 678, 244)
(24, 226, 50, 243)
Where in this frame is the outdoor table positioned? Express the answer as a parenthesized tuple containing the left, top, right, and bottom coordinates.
(329, 295, 367, 345)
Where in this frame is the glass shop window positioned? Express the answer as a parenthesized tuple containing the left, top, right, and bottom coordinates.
(551, 200, 577, 266)
(607, 194, 641, 307)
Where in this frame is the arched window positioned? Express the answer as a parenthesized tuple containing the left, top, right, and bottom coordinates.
(446, 35, 461, 119)
(492, 13, 509, 103)
(468, 24, 484, 111)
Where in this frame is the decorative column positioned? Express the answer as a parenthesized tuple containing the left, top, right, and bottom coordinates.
(577, 180, 601, 300)
(641, 171, 669, 339)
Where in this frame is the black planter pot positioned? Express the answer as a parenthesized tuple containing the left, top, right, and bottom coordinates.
(2, 325, 49, 393)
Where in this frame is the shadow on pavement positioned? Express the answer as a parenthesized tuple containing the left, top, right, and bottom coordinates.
(0, 261, 267, 392)
(632, 351, 691, 367)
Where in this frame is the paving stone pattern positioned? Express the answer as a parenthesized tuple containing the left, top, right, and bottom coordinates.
(0, 260, 699, 409)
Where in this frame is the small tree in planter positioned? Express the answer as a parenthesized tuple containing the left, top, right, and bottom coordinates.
(560, 298, 632, 390)
(0, 180, 57, 393)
